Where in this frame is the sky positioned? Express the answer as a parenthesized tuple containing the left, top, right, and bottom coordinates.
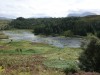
(0, 0, 100, 18)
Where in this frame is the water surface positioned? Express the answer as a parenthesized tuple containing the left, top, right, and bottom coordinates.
(3, 30, 83, 48)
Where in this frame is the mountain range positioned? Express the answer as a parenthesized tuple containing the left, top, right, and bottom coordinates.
(0, 12, 98, 19)
(67, 12, 97, 17)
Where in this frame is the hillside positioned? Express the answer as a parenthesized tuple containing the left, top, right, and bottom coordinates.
(0, 19, 11, 30)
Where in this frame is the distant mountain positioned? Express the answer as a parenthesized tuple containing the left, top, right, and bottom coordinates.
(30, 13, 51, 18)
(0, 17, 12, 20)
(68, 12, 97, 17)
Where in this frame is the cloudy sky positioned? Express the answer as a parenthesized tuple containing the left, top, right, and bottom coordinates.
(0, 0, 100, 18)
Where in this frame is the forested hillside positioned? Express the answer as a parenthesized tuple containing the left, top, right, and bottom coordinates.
(9, 15, 100, 37)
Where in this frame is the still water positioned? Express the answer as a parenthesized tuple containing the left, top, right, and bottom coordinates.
(3, 30, 83, 48)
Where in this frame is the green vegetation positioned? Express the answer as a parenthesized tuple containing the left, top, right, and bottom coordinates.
(9, 15, 100, 37)
(0, 15, 100, 38)
(1, 15, 100, 74)
(79, 36, 100, 72)
(0, 20, 11, 30)
(0, 55, 65, 75)
(0, 32, 8, 39)
(63, 30, 73, 37)
(0, 40, 82, 75)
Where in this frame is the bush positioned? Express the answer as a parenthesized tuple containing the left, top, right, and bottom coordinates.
(79, 36, 100, 72)
(63, 30, 73, 37)
(64, 64, 79, 74)
(97, 31, 100, 38)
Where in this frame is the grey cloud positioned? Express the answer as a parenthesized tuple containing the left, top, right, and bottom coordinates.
(0, 0, 100, 18)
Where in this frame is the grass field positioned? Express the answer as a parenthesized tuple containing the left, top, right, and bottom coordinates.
(0, 39, 82, 75)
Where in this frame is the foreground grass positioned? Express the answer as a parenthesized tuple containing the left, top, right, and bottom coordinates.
(0, 40, 82, 75)
(0, 55, 65, 75)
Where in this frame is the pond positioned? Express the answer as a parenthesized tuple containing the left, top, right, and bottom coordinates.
(3, 30, 83, 48)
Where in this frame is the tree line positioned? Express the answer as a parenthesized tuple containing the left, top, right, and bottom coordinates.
(9, 15, 100, 37)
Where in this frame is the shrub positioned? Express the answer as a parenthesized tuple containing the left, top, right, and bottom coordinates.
(63, 30, 73, 37)
(97, 31, 100, 38)
(79, 36, 100, 72)
(64, 64, 79, 74)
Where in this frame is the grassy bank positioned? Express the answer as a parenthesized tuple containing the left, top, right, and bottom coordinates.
(0, 32, 8, 39)
(0, 40, 82, 75)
